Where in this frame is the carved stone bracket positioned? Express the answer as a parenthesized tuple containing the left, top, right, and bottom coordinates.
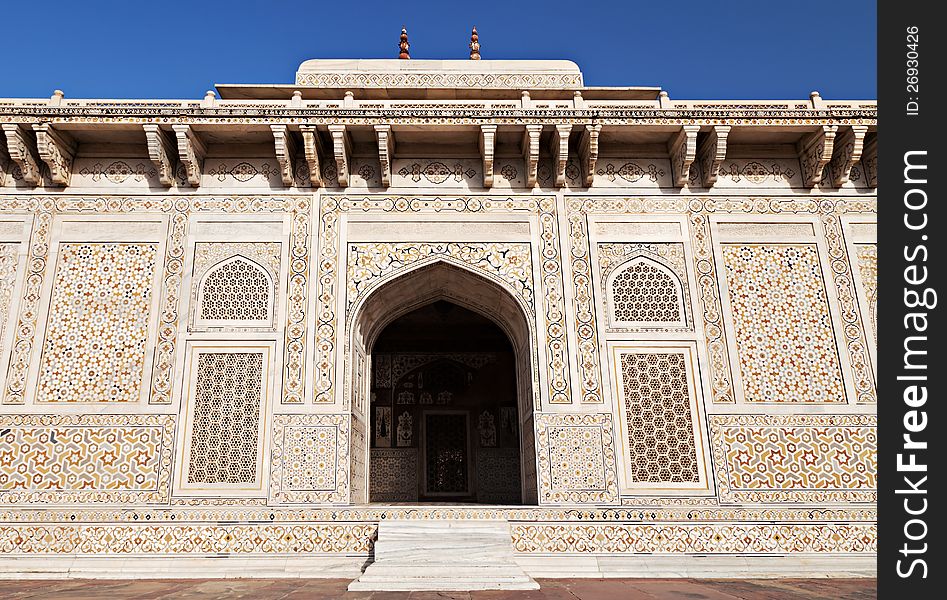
(862, 133, 877, 188)
(579, 124, 601, 187)
(828, 126, 868, 187)
(479, 124, 497, 188)
(668, 125, 699, 188)
(143, 124, 177, 187)
(797, 125, 837, 188)
(523, 125, 542, 188)
(550, 124, 572, 188)
(299, 125, 323, 188)
(1, 124, 42, 185)
(171, 124, 206, 187)
(327, 125, 351, 187)
(33, 124, 76, 186)
(696, 125, 730, 187)
(374, 125, 394, 187)
(271, 125, 299, 187)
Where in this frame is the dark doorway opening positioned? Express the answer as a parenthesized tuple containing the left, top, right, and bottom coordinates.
(368, 300, 523, 503)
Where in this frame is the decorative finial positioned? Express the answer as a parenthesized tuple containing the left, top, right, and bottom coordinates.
(399, 27, 410, 60)
(469, 26, 480, 60)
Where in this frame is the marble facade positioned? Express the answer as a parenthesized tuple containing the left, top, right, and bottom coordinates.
(0, 58, 876, 578)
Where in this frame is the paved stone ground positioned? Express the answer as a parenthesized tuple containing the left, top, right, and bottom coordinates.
(0, 578, 876, 599)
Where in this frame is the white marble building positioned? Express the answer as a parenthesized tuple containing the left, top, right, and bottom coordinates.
(0, 53, 876, 582)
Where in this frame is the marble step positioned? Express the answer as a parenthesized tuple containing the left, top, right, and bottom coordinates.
(348, 519, 539, 591)
(349, 579, 539, 591)
(360, 563, 525, 575)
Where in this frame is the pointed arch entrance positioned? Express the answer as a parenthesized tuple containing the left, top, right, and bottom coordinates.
(348, 261, 538, 505)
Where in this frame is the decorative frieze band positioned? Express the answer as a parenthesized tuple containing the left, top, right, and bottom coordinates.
(511, 522, 875, 554)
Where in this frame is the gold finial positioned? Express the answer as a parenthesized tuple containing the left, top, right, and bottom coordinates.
(399, 27, 410, 60)
(469, 26, 480, 60)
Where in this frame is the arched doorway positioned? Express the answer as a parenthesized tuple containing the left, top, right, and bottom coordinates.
(348, 261, 538, 505)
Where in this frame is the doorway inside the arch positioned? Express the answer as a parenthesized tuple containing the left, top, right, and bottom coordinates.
(349, 262, 538, 505)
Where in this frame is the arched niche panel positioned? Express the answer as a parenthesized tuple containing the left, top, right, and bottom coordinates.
(195, 255, 275, 329)
(606, 255, 687, 328)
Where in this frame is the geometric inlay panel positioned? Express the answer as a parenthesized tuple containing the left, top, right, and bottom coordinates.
(37, 243, 158, 403)
(270, 414, 349, 504)
(721, 244, 846, 403)
(710, 414, 877, 503)
(855, 243, 877, 344)
(279, 425, 337, 492)
(0, 414, 174, 503)
(535, 413, 618, 504)
(548, 426, 605, 490)
(620, 351, 698, 483)
(187, 352, 264, 485)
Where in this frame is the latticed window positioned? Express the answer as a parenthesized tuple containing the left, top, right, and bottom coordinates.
(198, 257, 272, 324)
(608, 257, 685, 326)
(620, 351, 699, 484)
(187, 352, 264, 485)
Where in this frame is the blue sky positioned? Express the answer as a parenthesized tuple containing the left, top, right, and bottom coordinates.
(0, 0, 876, 100)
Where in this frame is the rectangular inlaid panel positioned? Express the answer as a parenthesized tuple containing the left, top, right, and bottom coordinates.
(0, 414, 174, 503)
(855, 244, 877, 344)
(548, 426, 607, 490)
(721, 244, 845, 403)
(270, 414, 348, 503)
(187, 352, 263, 485)
(536, 413, 618, 504)
(620, 352, 698, 483)
(710, 415, 876, 503)
(37, 243, 158, 403)
(280, 425, 338, 492)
